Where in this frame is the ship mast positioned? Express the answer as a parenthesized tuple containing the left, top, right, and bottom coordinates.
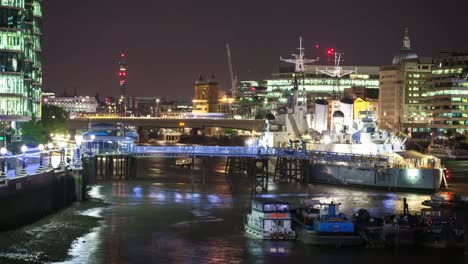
(280, 37, 319, 112)
(280, 36, 319, 74)
(316, 52, 356, 98)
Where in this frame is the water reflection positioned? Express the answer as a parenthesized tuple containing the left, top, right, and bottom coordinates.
(55, 158, 467, 264)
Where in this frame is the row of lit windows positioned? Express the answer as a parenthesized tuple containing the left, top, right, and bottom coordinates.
(411, 127, 431, 133)
(432, 113, 468, 118)
(0, 31, 23, 51)
(407, 73, 427, 78)
(431, 121, 468, 126)
(450, 97, 468, 103)
(32, 0, 41, 17)
(0, 74, 24, 94)
(0, 97, 27, 115)
(0, 0, 24, 8)
(266, 78, 379, 88)
(426, 90, 468, 96)
(432, 68, 463, 75)
(47, 102, 97, 106)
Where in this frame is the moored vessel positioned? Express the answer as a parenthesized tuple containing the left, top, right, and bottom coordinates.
(244, 198, 296, 240)
(292, 200, 365, 246)
(258, 39, 445, 193)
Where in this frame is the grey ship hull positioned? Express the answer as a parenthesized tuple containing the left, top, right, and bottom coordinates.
(307, 164, 443, 192)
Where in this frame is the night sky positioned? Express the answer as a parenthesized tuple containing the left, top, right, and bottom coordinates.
(42, 0, 468, 100)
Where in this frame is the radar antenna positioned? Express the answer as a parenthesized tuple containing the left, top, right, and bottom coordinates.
(316, 52, 357, 98)
(280, 37, 319, 73)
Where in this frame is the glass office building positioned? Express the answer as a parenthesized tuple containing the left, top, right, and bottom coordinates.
(427, 52, 468, 134)
(0, 0, 42, 121)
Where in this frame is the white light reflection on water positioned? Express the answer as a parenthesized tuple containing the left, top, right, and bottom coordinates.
(80, 207, 104, 218)
(56, 227, 103, 264)
(132, 186, 143, 199)
(174, 192, 183, 203)
(87, 185, 104, 199)
(157, 193, 165, 201)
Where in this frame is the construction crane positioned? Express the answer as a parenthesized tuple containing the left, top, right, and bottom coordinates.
(226, 43, 239, 98)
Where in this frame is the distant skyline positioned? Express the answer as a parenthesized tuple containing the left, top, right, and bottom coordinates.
(42, 0, 468, 100)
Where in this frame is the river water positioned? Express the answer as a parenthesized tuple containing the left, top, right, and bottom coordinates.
(46, 158, 467, 264)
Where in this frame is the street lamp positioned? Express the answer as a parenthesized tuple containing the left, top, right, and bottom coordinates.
(38, 144, 44, 171)
(90, 135, 96, 155)
(47, 143, 54, 168)
(1, 147, 7, 177)
(58, 141, 67, 167)
(20, 145, 27, 174)
(156, 98, 160, 117)
(75, 135, 83, 167)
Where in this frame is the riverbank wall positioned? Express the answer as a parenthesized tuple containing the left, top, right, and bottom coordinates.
(0, 166, 86, 231)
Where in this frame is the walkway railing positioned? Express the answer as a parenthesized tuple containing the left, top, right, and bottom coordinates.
(131, 146, 390, 162)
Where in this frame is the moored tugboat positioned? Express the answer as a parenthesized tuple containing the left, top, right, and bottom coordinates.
(417, 204, 466, 248)
(244, 198, 296, 240)
(381, 198, 466, 248)
(292, 201, 365, 247)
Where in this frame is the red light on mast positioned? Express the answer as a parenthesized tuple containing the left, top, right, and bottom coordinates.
(327, 48, 335, 55)
(121, 53, 125, 58)
(315, 44, 320, 49)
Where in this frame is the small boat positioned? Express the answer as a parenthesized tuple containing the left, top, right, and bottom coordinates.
(244, 198, 296, 240)
(421, 193, 465, 209)
(416, 207, 466, 248)
(292, 201, 365, 247)
(382, 197, 466, 248)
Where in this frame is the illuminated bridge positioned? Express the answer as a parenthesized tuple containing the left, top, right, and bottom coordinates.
(82, 144, 393, 193)
(130, 145, 389, 162)
(66, 116, 264, 132)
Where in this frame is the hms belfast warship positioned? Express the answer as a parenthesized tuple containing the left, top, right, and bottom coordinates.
(258, 38, 446, 192)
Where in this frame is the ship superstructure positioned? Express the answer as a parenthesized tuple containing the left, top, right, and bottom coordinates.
(258, 39, 446, 192)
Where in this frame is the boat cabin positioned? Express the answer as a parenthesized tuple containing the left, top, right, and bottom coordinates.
(251, 198, 290, 214)
(246, 198, 295, 239)
(314, 202, 355, 233)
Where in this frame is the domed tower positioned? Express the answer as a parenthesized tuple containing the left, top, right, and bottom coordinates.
(392, 28, 419, 65)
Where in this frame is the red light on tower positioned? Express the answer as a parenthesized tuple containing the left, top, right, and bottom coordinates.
(327, 48, 335, 55)
(315, 44, 320, 49)
(121, 53, 125, 58)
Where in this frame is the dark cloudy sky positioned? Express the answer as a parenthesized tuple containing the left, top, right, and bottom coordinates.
(42, 0, 468, 100)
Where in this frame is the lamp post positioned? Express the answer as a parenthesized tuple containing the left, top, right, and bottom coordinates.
(58, 142, 66, 167)
(37, 144, 44, 171)
(90, 134, 96, 155)
(20, 145, 27, 175)
(47, 143, 54, 168)
(75, 135, 83, 168)
(156, 98, 160, 117)
(1, 147, 7, 177)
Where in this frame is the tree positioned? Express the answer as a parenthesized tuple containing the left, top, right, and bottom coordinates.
(40, 105, 68, 139)
(21, 117, 46, 146)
